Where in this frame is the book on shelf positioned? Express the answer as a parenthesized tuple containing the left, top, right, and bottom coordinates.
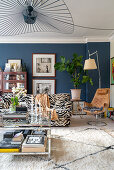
(22, 135, 46, 148)
(0, 139, 20, 152)
(0, 148, 19, 153)
(21, 147, 45, 153)
(22, 135, 47, 153)
(32, 130, 47, 136)
(11, 133, 24, 144)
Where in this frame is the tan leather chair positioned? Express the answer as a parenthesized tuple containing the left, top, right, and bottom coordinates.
(83, 88, 110, 126)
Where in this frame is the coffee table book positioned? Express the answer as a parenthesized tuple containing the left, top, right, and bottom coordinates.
(22, 135, 47, 153)
(0, 139, 20, 153)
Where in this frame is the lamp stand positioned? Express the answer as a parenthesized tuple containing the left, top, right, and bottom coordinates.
(88, 50, 101, 88)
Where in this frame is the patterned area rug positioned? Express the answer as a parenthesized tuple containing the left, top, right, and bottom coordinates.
(0, 127, 114, 170)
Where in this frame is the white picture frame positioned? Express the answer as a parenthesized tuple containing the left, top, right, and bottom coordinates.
(32, 79, 55, 95)
(8, 59, 21, 71)
(32, 53, 56, 77)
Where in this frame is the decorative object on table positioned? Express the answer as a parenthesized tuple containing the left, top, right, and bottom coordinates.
(54, 53, 93, 99)
(8, 59, 21, 72)
(71, 99, 84, 118)
(0, 67, 2, 72)
(83, 88, 110, 126)
(10, 87, 27, 111)
(84, 50, 101, 88)
(111, 57, 114, 85)
(32, 79, 55, 95)
(10, 96, 19, 112)
(4, 63, 11, 72)
(22, 63, 27, 72)
(35, 98, 38, 123)
(16, 106, 27, 113)
(32, 53, 56, 77)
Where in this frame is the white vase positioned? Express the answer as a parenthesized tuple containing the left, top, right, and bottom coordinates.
(70, 89, 81, 100)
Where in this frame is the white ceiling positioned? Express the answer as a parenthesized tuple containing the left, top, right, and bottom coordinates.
(0, 0, 114, 42)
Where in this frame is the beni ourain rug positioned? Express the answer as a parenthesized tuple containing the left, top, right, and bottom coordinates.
(0, 127, 114, 170)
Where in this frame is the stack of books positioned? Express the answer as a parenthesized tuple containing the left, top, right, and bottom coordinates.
(0, 131, 21, 153)
(11, 133, 24, 145)
(0, 139, 20, 153)
(0, 130, 31, 153)
(22, 135, 47, 152)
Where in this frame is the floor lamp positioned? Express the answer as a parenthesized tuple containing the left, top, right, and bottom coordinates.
(84, 50, 101, 88)
(83, 50, 105, 126)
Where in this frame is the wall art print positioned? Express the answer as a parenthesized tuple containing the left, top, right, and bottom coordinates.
(32, 53, 56, 77)
(32, 79, 55, 95)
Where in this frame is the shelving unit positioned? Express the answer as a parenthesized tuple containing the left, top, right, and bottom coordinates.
(2, 72, 27, 93)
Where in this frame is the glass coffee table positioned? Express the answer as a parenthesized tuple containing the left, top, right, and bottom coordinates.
(0, 110, 51, 159)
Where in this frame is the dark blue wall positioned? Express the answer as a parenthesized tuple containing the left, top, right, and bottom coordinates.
(0, 42, 110, 102)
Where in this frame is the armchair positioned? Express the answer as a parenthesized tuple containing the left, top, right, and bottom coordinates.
(83, 88, 110, 126)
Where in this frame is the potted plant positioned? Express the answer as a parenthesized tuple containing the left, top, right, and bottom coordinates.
(10, 87, 27, 112)
(54, 53, 93, 99)
(10, 96, 19, 111)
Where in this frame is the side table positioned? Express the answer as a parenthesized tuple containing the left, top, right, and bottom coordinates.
(71, 99, 85, 118)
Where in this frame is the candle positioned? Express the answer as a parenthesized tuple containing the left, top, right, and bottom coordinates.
(39, 100, 41, 113)
(31, 95, 33, 112)
(35, 98, 37, 122)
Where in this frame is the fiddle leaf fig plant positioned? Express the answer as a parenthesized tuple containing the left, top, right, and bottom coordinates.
(54, 53, 93, 89)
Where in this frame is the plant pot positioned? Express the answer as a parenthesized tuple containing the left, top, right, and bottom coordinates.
(9, 104, 16, 112)
(70, 89, 81, 100)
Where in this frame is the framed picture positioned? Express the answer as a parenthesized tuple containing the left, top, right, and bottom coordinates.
(32, 53, 56, 77)
(32, 79, 55, 95)
(111, 57, 114, 85)
(8, 59, 21, 72)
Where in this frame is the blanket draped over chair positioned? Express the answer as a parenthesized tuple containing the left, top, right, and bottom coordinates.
(35, 94, 58, 121)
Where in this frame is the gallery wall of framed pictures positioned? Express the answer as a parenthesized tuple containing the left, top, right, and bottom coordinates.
(32, 53, 56, 95)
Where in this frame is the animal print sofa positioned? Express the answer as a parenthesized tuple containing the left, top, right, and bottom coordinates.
(0, 93, 72, 126)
